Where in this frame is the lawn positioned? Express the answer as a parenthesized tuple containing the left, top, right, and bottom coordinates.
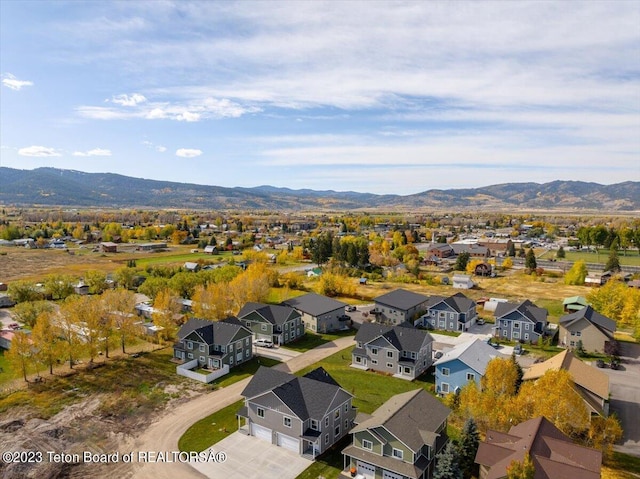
(178, 399, 244, 453)
(284, 329, 357, 353)
(211, 356, 280, 389)
(131, 251, 234, 267)
(539, 249, 640, 267)
(602, 451, 640, 478)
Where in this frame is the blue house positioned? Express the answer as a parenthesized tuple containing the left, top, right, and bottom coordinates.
(433, 339, 505, 395)
(418, 292, 477, 332)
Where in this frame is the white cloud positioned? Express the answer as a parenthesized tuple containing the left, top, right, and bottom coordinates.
(145, 108, 167, 119)
(176, 111, 201, 122)
(142, 140, 167, 152)
(2, 73, 33, 91)
(18, 145, 61, 157)
(176, 148, 203, 158)
(111, 93, 147, 106)
(156, 145, 167, 153)
(72, 148, 112, 157)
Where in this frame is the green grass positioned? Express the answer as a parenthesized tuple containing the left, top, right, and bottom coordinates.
(178, 399, 243, 452)
(295, 436, 351, 479)
(133, 251, 234, 267)
(540, 249, 640, 266)
(534, 299, 565, 322)
(211, 357, 280, 389)
(427, 328, 462, 337)
(285, 329, 356, 353)
(603, 451, 640, 478)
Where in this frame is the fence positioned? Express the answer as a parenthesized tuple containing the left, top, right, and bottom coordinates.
(176, 359, 229, 383)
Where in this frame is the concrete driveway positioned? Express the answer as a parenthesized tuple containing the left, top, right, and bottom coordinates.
(189, 431, 311, 479)
(255, 345, 302, 362)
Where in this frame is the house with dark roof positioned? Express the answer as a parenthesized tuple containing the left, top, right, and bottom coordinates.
(558, 306, 616, 354)
(237, 366, 355, 459)
(341, 389, 450, 479)
(493, 300, 548, 343)
(238, 302, 304, 345)
(418, 292, 477, 332)
(475, 416, 602, 479)
(281, 293, 348, 333)
(173, 317, 253, 370)
(523, 350, 610, 417)
(425, 243, 455, 259)
(433, 339, 505, 395)
(451, 243, 490, 258)
(373, 289, 429, 325)
(352, 322, 434, 380)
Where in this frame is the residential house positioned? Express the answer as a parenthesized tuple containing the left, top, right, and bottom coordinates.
(203, 245, 218, 254)
(183, 261, 200, 272)
(493, 300, 548, 343)
(238, 302, 304, 345)
(562, 296, 589, 313)
(238, 366, 355, 458)
(478, 238, 513, 257)
(585, 271, 612, 287)
(373, 289, 429, 325)
(74, 282, 90, 295)
(559, 306, 616, 353)
(451, 243, 490, 258)
(433, 339, 505, 395)
(282, 293, 348, 333)
(173, 317, 253, 370)
(0, 330, 15, 350)
(475, 416, 602, 479)
(425, 243, 455, 259)
(137, 242, 167, 251)
(419, 292, 477, 332)
(100, 242, 118, 253)
(523, 350, 610, 416)
(341, 389, 450, 479)
(452, 274, 474, 290)
(352, 322, 434, 380)
(474, 262, 492, 276)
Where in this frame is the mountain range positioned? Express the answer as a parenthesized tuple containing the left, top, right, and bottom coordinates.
(1, 167, 638, 211)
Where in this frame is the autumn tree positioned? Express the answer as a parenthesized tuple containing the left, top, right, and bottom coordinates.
(586, 414, 623, 460)
(466, 259, 484, 275)
(138, 276, 171, 300)
(114, 266, 137, 290)
(502, 257, 513, 270)
(102, 288, 137, 354)
(84, 269, 108, 294)
(31, 310, 63, 375)
(58, 298, 86, 369)
(152, 288, 182, 341)
(316, 273, 356, 298)
(564, 260, 588, 285)
(7, 280, 43, 303)
(12, 300, 54, 328)
(6, 331, 34, 381)
(506, 452, 534, 479)
(43, 274, 76, 300)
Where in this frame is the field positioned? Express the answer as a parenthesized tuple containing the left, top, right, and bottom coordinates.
(539, 248, 640, 266)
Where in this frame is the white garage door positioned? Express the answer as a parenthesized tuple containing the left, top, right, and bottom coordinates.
(357, 461, 376, 479)
(251, 423, 272, 442)
(383, 470, 403, 479)
(276, 432, 300, 453)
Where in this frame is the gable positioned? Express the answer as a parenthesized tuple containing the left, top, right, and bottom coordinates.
(183, 329, 209, 345)
(243, 310, 272, 325)
(250, 390, 299, 419)
(367, 335, 399, 350)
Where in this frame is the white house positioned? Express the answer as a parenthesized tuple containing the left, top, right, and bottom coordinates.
(453, 274, 474, 289)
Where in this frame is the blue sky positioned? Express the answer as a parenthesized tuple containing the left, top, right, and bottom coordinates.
(1, 1, 639, 195)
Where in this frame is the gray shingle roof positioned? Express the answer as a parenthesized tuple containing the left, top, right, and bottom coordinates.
(433, 338, 504, 375)
(494, 299, 547, 324)
(559, 306, 616, 333)
(281, 293, 346, 316)
(355, 322, 432, 353)
(374, 288, 428, 311)
(352, 389, 450, 452)
(178, 317, 249, 346)
(177, 318, 215, 340)
(238, 302, 299, 326)
(426, 292, 474, 313)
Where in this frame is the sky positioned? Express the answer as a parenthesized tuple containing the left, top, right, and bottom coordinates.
(1, 1, 639, 195)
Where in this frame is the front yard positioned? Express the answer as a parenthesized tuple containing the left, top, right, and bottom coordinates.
(284, 329, 356, 353)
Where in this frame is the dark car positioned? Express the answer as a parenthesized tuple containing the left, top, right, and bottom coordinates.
(610, 357, 621, 370)
(596, 359, 606, 368)
(513, 344, 523, 355)
(346, 305, 357, 312)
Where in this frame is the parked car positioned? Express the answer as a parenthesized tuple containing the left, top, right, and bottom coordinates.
(346, 305, 357, 312)
(476, 319, 485, 325)
(610, 357, 621, 370)
(513, 344, 523, 355)
(254, 339, 274, 348)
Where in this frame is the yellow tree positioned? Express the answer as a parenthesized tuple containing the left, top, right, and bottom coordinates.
(466, 259, 484, 275)
(506, 452, 535, 479)
(152, 288, 182, 342)
(482, 357, 520, 398)
(586, 415, 623, 460)
(192, 283, 230, 320)
(31, 310, 63, 375)
(102, 288, 137, 354)
(59, 297, 87, 369)
(6, 331, 34, 382)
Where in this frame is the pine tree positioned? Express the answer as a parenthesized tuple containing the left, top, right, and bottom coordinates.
(507, 242, 516, 257)
(434, 442, 463, 479)
(458, 418, 480, 479)
(557, 246, 565, 259)
(455, 252, 470, 271)
(605, 247, 621, 273)
(525, 249, 537, 271)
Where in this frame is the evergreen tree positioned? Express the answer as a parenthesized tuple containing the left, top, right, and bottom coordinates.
(525, 249, 537, 271)
(510, 353, 524, 393)
(507, 242, 516, 257)
(557, 246, 565, 259)
(455, 252, 470, 271)
(434, 442, 462, 479)
(605, 246, 621, 273)
(458, 418, 480, 479)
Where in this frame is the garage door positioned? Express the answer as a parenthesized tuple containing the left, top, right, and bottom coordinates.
(357, 461, 376, 479)
(251, 423, 272, 443)
(276, 432, 300, 453)
(383, 470, 403, 479)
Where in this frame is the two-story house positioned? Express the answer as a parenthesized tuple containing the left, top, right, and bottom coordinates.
(433, 339, 505, 395)
(373, 289, 429, 325)
(238, 366, 356, 459)
(419, 292, 477, 332)
(352, 322, 434, 380)
(493, 300, 548, 343)
(558, 306, 616, 353)
(238, 302, 304, 345)
(281, 293, 348, 333)
(173, 317, 253, 370)
(341, 389, 451, 479)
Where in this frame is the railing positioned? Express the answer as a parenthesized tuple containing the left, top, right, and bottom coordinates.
(176, 359, 229, 383)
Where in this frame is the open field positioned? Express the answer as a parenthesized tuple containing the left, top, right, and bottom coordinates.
(539, 249, 640, 266)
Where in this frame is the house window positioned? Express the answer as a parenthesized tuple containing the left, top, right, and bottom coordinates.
(387, 351, 393, 358)
(362, 439, 373, 450)
(187, 341, 193, 349)
(514, 322, 520, 329)
(404, 367, 411, 375)
(335, 409, 340, 419)
(187, 353, 194, 359)
(392, 448, 404, 460)
(325, 417, 329, 427)
(357, 341, 363, 348)
(245, 349, 250, 358)
(524, 334, 529, 340)
(513, 332, 519, 339)
(431, 319, 436, 326)
(525, 324, 530, 331)
(285, 333, 289, 340)
(345, 419, 349, 430)
(371, 347, 378, 355)
(245, 338, 250, 346)
(441, 383, 450, 393)
(571, 331, 576, 336)
(345, 403, 349, 413)
(570, 341, 576, 347)
(325, 434, 329, 445)
(230, 356, 234, 364)
(199, 356, 205, 363)
(199, 344, 205, 352)
(503, 330, 507, 337)
(386, 362, 393, 369)
(229, 343, 233, 351)
(576, 331, 582, 337)
(467, 373, 475, 381)
(355, 356, 362, 364)
(442, 368, 450, 376)
(371, 359, 378, 365)
(311, 419, 319, 431)
(411, 352, 416, 359)
(284, 417, 292, 428)
(221, 346, 226, 353)
(257, 407, 265, 418)
(261, 324, 267, 331)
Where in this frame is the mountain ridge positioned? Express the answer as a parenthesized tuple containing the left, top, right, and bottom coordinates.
(0, 167, 638, 211)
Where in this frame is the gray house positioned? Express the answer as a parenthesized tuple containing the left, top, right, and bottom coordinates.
(238, 302, 304, 345)
(352, 322, 434, 380)
(373, 289, 429, 325)
(173, 317, 253, 370)
(282, 293, 348, 333)
(493, 300, 548, 343)
(238, 366, 356, 459)
(419, 292, 477, 332)
(342, 389, 451, 479)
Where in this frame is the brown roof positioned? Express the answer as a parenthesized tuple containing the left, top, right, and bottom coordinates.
(522, 350, 609, 401)
(475, 417, 602, 479)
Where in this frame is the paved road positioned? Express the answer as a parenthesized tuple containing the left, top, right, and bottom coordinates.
(129, 335, 355, 479)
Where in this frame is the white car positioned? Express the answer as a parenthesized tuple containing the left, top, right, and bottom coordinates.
(254, 339, 274, 348)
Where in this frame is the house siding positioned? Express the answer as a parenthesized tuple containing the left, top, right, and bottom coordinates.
(495, 311, 541, 343)
(375, 302, 428, 325)
(559, 320, 610, 353)
(435, 358, 481, 395)
(422, 304, 477, 332)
